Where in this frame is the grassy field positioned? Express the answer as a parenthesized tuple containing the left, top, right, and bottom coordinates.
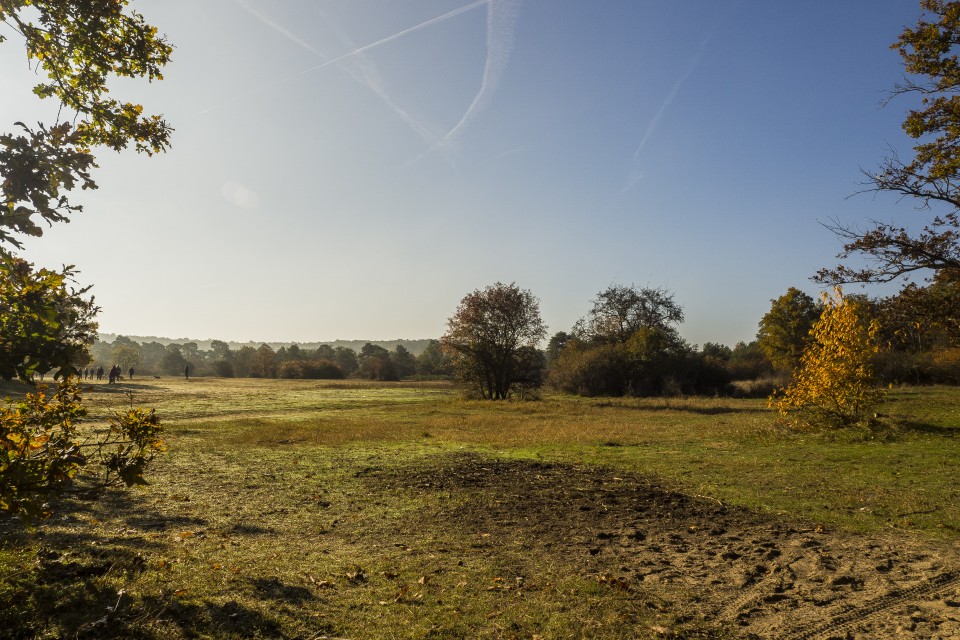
(2, 378, 960, 639)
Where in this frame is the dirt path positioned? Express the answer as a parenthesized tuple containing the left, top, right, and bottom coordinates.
(366, 452, 960, 639)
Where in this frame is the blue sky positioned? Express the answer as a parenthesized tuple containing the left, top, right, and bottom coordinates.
(2, 1, 929, 346)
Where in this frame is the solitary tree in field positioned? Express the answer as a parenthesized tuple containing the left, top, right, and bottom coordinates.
(818, 0, 960, 284)
(442, 282, 547, 399)
(772, 289, 885, 428)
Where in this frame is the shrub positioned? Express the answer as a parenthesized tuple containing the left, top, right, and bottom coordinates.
(772, 289, 885, 428)
(212, 359, 235, 378)
(0, 381, 164, 519)
(277, 360, 344, 380)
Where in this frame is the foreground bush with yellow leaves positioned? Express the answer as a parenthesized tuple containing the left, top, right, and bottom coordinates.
(772, 288, 885, 429)
(0, 381, 163, 519)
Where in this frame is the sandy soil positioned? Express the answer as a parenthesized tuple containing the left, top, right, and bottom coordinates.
(368, 452, 960, 639)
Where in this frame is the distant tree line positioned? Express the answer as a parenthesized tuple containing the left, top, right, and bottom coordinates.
(87, 337, 453, 382)
(30, 268, 960, 400)
(441, 274, 960, 402)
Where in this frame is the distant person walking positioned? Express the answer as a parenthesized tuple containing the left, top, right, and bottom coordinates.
(128, 367, 135, 380)
(184, 364, 190, 380)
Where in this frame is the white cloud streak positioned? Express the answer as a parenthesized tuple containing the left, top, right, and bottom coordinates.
(619, 10, 731, 197)
(633, 27, 715, 162)
(200, 0, 487, 115)
(431, 0, 522, 153)
(296, 1, 487, 78)
(316, 9, 438, 148)
(235, 0, 438, 147)
(232, 0, 324, 57)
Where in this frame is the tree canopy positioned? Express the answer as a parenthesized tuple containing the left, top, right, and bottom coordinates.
(0, 255, 98, 382)
(442, 282, 547, 400)
(756, 287, 822, 372)
(573, 285, 683, 344)
(818, 0, 960, 284)
(550, 284, 708, 397)
(0, 0, 172, 248)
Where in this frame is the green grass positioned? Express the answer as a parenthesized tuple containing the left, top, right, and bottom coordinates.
(2, 377, 960, 638)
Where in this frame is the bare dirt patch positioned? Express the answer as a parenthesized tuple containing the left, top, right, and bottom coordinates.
(364, 452, 960, 639)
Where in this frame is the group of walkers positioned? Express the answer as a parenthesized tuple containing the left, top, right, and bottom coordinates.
(81, 365, 134, 383)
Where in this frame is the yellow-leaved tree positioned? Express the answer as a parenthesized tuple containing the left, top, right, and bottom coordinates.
(772, 288, 885, 428)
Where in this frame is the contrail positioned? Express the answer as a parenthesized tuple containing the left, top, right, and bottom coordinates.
(232, 0, 324, 57)
(632, 25, 716, 162)
(235, 0, 437, 146)
(297, 0, 486, 77)
(432, 0, 521, 153)
(199, 0, 486, 115)
(316, 8, 438, 148)
(619, 6, 734, 196)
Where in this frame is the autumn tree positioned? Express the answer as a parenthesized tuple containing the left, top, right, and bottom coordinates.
(111, 343, 142, 373)
(756, 287, 822, 372)
(390, 345, 418, 379)
(818, 0, 960, 284)
(160, 344, 187, 376)
(333, 346, 359, 376)
(442, 282, 547, 400)
(772, 289, 886, 428)
(0, 2, 170, 518)
(233, 345, 257, 377)
(0, 255, 98, 382)
(252, 344, 277, 378)
(545, 331, 571, 367)
(0, 0, 172, 248)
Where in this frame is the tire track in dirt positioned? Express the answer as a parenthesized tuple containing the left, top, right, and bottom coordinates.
(780, 571, 960, 640)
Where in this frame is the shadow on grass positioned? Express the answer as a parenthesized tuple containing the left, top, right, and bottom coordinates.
(892, 420, 960, 437)
(0, 577, 300, 640)
(593, 401, 767, 416)
(250, 577, 314, 604)
(0, 493, 324, 639)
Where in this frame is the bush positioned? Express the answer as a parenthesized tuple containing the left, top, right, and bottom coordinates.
(277, 359, 344, 380)
(726, 377, 780, 399)
(212, 359, 235, 378)
(0, 381, 164, 519)
(772, 289, 885, 429)
(549, 342, 630, 396)
(549, 329, 728, 397)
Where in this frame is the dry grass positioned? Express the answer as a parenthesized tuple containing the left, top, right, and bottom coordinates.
(2, 377, 960, 638)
